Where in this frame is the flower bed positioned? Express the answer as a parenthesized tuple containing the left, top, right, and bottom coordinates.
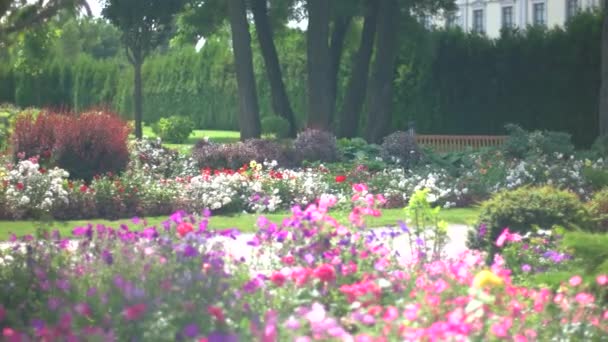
(0, 135, 606, 221)
(0, 186, 606, 340)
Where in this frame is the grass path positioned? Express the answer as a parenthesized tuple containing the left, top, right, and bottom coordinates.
(139, 126, 240, 153)
(0, 207, 480, 240)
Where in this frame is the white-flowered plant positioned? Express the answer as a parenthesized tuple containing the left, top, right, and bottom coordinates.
(3, 159, 69, 218)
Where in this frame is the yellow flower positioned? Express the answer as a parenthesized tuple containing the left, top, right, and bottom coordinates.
(472, 270, 504, 289)
(249, 160, 258, 169)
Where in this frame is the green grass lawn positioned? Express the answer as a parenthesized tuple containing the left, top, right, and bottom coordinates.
(0, 207, 480, 240)
(139, 126, 240, 153)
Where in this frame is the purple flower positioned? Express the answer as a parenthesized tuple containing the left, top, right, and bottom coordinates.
(478, 224, 488, 238)
(247, 236, 261, 247)
(141, 227, 158, 239)
(398, 221, 410, 234)
(202, 208, 211, 218)
(101, 250, 113, 265)
(304, 253, 315, 265)
(48, 297, 61, 310)
(521, 264, 532, 273)
(208, 332, 239, 342)
(182, 324, 199, 338)
(182, 245, 198, 258)
(132, 217, 141, 224)
(55, 279, 70, 292)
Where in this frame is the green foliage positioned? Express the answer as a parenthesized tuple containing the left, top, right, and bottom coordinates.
(582, 166, 608, 190)
(261, 115, 290, 138)
(337, 137, 381, 162)
(152, 115, 195, 144)
(394, 11, 602, 147)
(502, 124, 575, 159)
(588, 188, 608, 232)
(562, 231, 608, 279)
(467, 186, 591, 261)
(404, 188, 449, 261)
(592, 135, 608, 158)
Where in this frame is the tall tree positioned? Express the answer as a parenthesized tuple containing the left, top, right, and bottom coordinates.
(228, 0, 261, 140)
(337, 0, 379, 138)
(102, 0, 185, 139)
(251, 0, 297, 137)
(365, 0, 399, 143)
(306, 0, 332, 130)
(0, 0, 91, 39)
(327, 14, 352, 127)
(600, 0, 608, 136)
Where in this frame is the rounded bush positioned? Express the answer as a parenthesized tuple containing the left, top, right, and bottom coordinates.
(152, 116, 195, 144)
(380, 131, 421, 167)
(467, 186, 591, 261)
(261, 116, 290, 139)
(588, 188, 608, 232)
(294, 129, 338, 163)
(54, 110, 131, 182)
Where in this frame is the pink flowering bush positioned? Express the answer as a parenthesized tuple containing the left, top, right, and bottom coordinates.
(0, 185, 607, 341)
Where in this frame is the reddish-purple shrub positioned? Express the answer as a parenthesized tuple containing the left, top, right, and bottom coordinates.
(54, 110, 131, 182)
(293, 129, 339, 163)
(11, 110, 67, 163)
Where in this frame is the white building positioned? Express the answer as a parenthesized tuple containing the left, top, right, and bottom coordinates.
(435, 0, 602, 38)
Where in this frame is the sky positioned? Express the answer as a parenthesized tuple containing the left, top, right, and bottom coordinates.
(86, 0, 307, 29)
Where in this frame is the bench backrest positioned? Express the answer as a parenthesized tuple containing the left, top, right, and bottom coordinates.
(415, 134, 507, 153)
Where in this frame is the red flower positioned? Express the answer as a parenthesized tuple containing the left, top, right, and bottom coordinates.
(39, 168, 46, 174)
(207, 305, 225, 323)
(15, 183, 24, 191)
(123, 303, 147, 321)
(313, 264, 336, 283)
(335, 175, 347, 183)
(270, 272, 287, 287)
(177, 222, 194, 237)
(79, 185, 88, 193)
(281, 255, 295, 265)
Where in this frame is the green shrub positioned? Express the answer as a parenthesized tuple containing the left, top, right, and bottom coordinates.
(503, 124, 574, 159)
(583, 167, 608, 191)
(592, 135, 608, 158)
(588, 188, 608, 232)
(261, 116, 290, 139)
(152, 116, 195, 144)
(467, 186, 591, 262)
(562, 231, 608, 282)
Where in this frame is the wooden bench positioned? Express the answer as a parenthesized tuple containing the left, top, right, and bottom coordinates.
(415, 134, 507, 153)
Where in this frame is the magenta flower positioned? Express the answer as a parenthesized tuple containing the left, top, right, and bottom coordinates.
(123, 303, 147, 321)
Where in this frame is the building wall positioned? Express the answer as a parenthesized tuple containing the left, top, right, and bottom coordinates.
(439, 0, 602, 39)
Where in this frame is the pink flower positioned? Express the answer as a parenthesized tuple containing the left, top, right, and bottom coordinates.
(207, 306, 225, 323)
(496, 228, 510, 247)
(352, 183, 368, 193)
(404, 303, 420, 321)
(575, 292, 595, 306)
(313, 264, 335, 283)
(123, 303, 147, 321)
(270, 272, 287, 287)
(569, 275, 582, 287)
(382, 306, 399, 322)
(596, 275, 608, 286)
(305, 303, 326, 324)
(281, 255, 295, 265)
(491, 317, 512, 337)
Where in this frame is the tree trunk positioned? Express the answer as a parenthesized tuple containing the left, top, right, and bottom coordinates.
(133, 60, 143, 139)
(600, 0, 608, 136)
(306, 0, 332, 130)
(251, 0, 297, 137)
(228, 0, 261, 140)
(338, 0, 379, 138)
(365, 0, 399, 144)
(327, 15, 352, 127)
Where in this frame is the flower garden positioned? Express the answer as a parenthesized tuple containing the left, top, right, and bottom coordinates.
(1, 108, 608, 340)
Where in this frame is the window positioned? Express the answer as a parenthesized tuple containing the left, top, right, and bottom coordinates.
(473, 9, 484, 34)
(533, 3, 546, 27)
(446, 12, 458, 28)
(502, 6, 514, 29)
(566, 0, 578, 20)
